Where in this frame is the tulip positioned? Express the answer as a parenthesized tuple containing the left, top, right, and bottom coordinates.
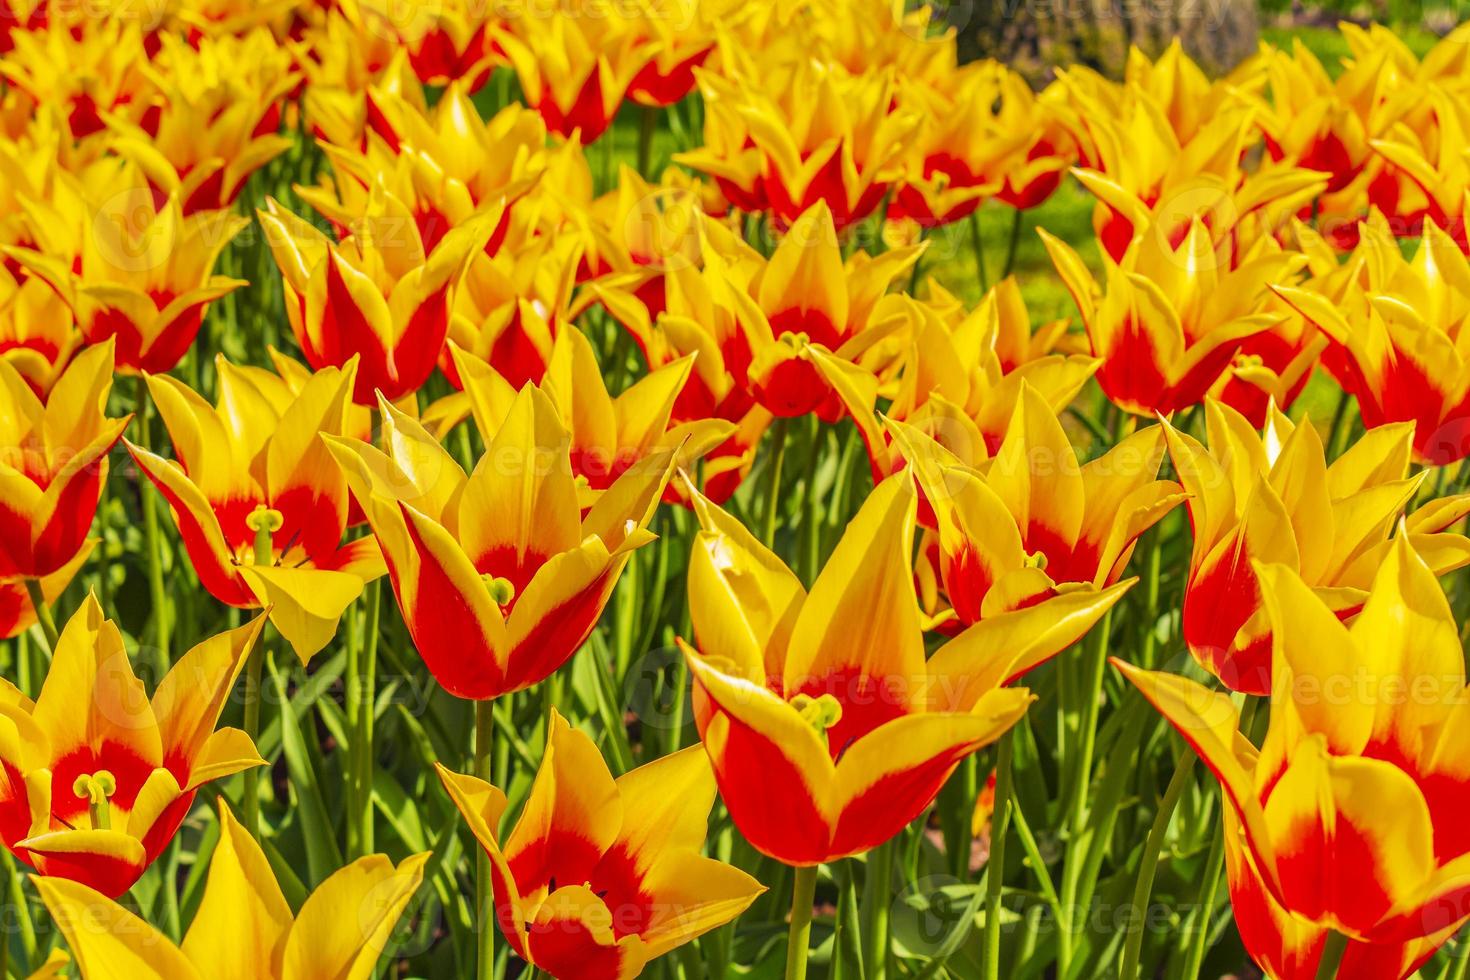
(594, 217, 773, 504)
(0, 274, 82, 396)
(1042, 215, 1301, 416)
(0, 19, 153, 141)
(445, 229, 583, 391)
(326, 387, 673, 699)
(492, 4, 652, 142)
(1372, 87, 1470, 251)
(298, 86, 542, 256)
(736, 201, 920, 420)
(447, 333, 733, 503)
(676, 62, 920, 230)
(258, 195, 489, 405)
(1164, 399, 1470, 695)
(37, 800, 426, 976)
(0, 595, 264, 897)
(679, 473, 1129, 865)
(437, 711, 764, 980)
(818, 277, 1098, 484)
(0, 339, 129, 581)
(8, 184, 247, 375)
(893, 63, 1074, 227)
(1118, 534, 1470, 979)
(890, 385, 1183, 630)
(1274, 220, 1470, 464)
(126, 357, 384, 663)
(625, 0, 716, 107)
(106, 30, 296, 214)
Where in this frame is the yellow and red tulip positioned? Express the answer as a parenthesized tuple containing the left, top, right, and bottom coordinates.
(1118, 534, 1470, 979)
(0, 339, 128, 581)
(125, 357, 384, 663)
(735, 201, 920, 420)
(258, 194, 489, 404)
(437, 711, 764, 980)
(678, 472, 1129, 865)
(1274, 219, 1470, 464)
(9, 181, 247, 375)
(819, 277, 1098, 484)
(326, 387, 673, 699)
(0, 596, 264, 897)
(676, 61, 920, 230)
(37, 800, 427, 976)
(106, 30, 297, 214)
(890, 386, 1182, 630)
(1164, 399, 1470, 694)
(1043, 215, 1301, 416)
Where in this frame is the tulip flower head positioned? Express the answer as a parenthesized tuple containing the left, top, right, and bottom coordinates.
(736, 201, 920, 420)
(437, 711, 764, 980)
(9, 182, 248, 375)
(679, 473, 1130, 865)
(1119, 534, 1470, 979)
(1164, 400, 1470, 694)
(448, 333, 734, 503)
(126, 357, 385, 663)
(1274, 220, 1470, 465)
(889, 386, 1183, 630)
(327, 387, 674, 699)
(1043, 215, 1301, 416)
(258, 194, 490, 404)
(0, 339, 128, 581)
(0, 596, 265, 897)
(38, 801, 427, 977)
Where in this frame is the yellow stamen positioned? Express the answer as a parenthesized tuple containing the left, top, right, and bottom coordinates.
(246, 505, 284, 565)
(72, 771, 116, 831)
(1024, 550, 1048, 570)
(791, 693, 843, 747)
(482, 575, 516, 607)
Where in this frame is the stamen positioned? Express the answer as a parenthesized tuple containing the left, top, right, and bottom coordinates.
(72, 770, 117, 831)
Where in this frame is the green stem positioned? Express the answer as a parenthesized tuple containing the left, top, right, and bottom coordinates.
(1315, 930, 1349, 980)
(863, 840, 893, 980)
(1178, 818, 1226, 979)
(354, 580, 380, 856)
(1445, 927, 1470, 980)
(134, 376, 171, 666)
(762, 418, 790, 549)
(1066, 608, 1113, 831)
(982, 730, 1014, 980)
(637, 105, 658, 178)
(21, 579, 57, 654)
(784, 864, 818, 980)
(241, 518, 274, 839)
(475, 699, 495, 980)
(1001, 208, 1023, 279)
(967, 211, 990, 293)
(1118, 747, 1196, 980)
(1327, 388, 1355, 462)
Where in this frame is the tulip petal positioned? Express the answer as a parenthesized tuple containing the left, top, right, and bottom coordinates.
(282, 852, 429, 980)
(34, 876, 198, 978)
(180, 804, 292, 980)
(240, 565, 365, 665)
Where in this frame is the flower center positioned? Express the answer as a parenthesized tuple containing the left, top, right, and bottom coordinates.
(482, 574, 516, 608)
(791, 692, 843, 747)
(72, 770, 116, 831)
(246, 505, 284, 564)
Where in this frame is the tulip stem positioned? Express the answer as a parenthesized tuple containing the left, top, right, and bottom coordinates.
(21, 579, 57, 654)
(134, 376, 171, 666)
(475, 699, 495, 980)
(863, 840, 893, 980)
(967, 210, 990, 293)
(1001, 208, 1023, 279)
(637, 105, 657, 178)
(241, 516, 275, 840)
(762, 418, 790, 549)
(982, 729, 1014, 980)
(784, 863, 818, 980)
(354, 580, 380, 856)
(1118, 745, 1196, 980)
(1315, 930, 1348, 980)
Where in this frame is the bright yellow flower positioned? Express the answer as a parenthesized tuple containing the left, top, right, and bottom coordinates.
(438, 711, 763, 979)
(1119, 535, 1470, 979)
(37, 800, 427, 978)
